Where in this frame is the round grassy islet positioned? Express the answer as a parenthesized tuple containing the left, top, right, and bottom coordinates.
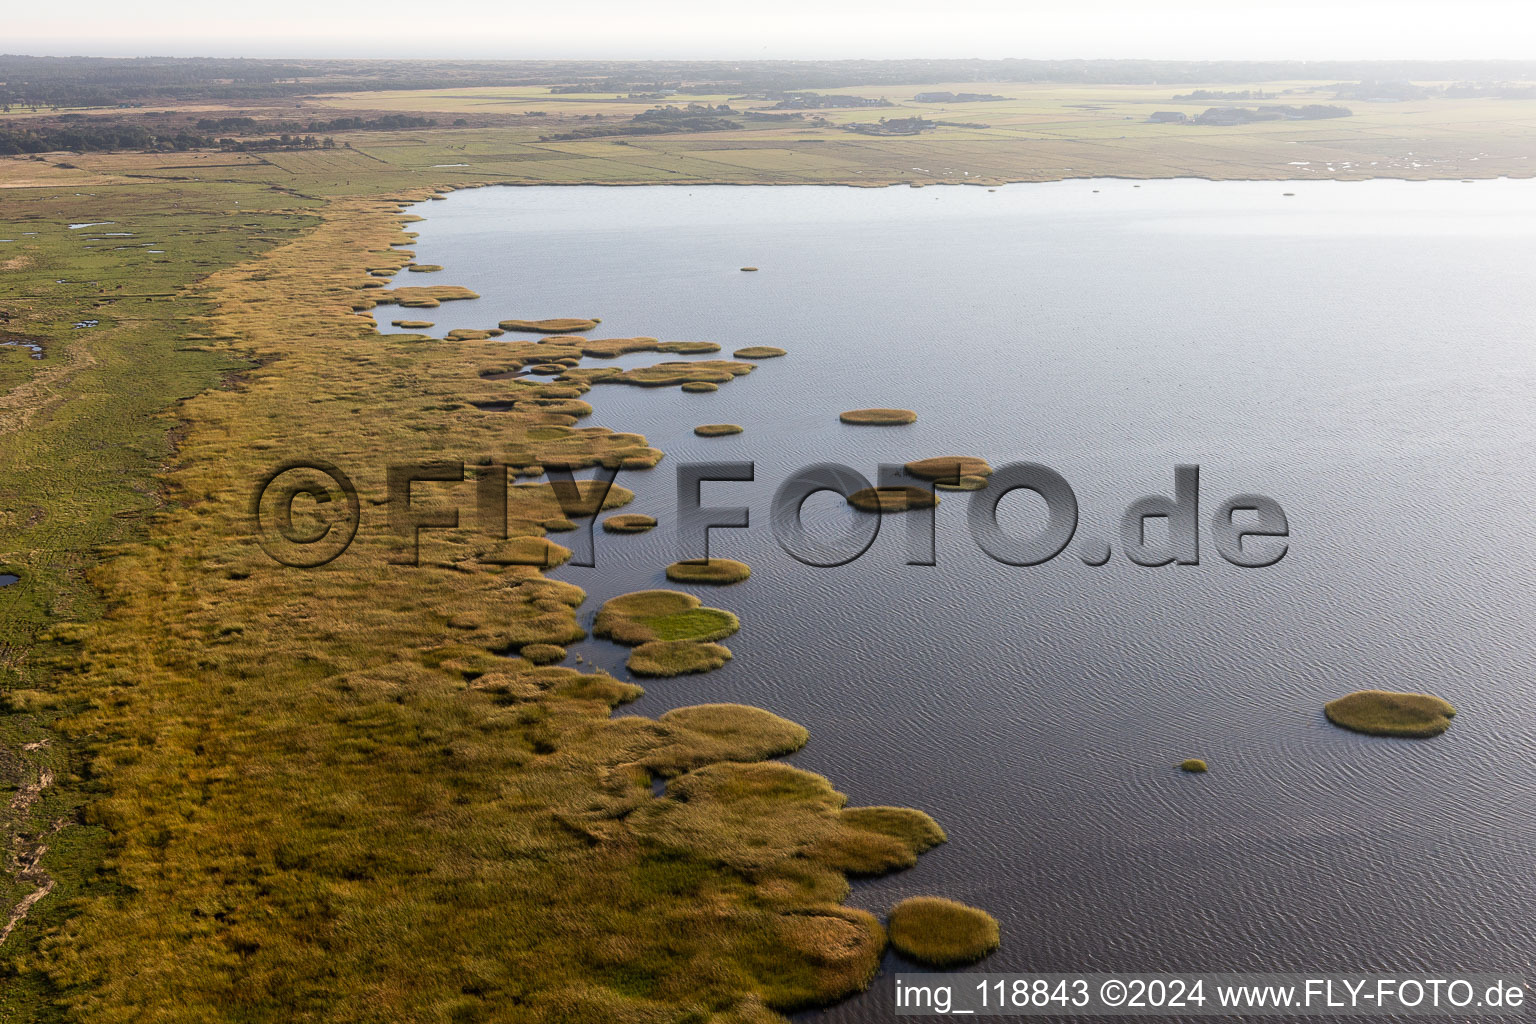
(887, 897, 1000, 967)
(602, 513, 657, 534)
(594, 590, 740, 645)
(628, 640, 734, 677)
(1324, 689, 1456, 737)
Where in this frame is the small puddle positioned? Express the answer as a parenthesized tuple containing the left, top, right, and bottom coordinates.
(0, 340, 43, 359)
(0, 574, 19, 587)
(69, 221, 114, 229)
(73, 320, 100, 329)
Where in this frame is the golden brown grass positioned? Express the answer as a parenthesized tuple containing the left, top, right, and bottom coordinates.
(499, 317, 599, 333)
(602, 513, 657, 534)
(887, 897, 1000, 967)
(733, 346, 786, 359)
(848, 487, 939, 513)
(594, 589, 740, 644)
(1181, 758, 1208, 773)
(905, 455, 992, 480)
(373, 284, 480, 309)
(1324, 690, 1456, 737)
(695, 424, 744, 437)
(666, 558, 752, 585)
(571, 360, 755, 390)
(840, 408, 917, 425)
(390, 319, 434, 328)
(10, 196, 939, 1023)
(520, 642, 567, 665)
(628, 640, 734, 677)
(682, 381, 718, 393)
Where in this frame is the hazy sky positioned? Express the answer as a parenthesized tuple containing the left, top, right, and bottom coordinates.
(10, 0, 1536, 61)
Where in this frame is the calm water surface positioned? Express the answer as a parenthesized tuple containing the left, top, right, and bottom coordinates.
(380, 181, 1536, 1019)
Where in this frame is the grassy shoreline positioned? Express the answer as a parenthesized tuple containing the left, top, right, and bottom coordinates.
(0, 169, 957, 1021)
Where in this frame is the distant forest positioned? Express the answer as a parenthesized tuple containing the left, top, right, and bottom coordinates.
(4, 55, 1536, 110)
(0, 113, 439, 155)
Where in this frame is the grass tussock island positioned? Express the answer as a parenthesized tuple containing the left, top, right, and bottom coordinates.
(601, 513, 657, 534)
(628, 639, 734, 677)
(565, 359, 756, 391)
(733, 346, 787, 359)
(1181, 758, 1209, 773)
(405, 263, 443, 272)
(887, 897, 1001, 967)
(666, 558, 753, 585)
(848, 486, 940, 513)
(695, 423, 744, 437)
(681, 381, 718, 393)
(840, 408, 918, 425)
(1324, 689, 1457, 737)
(498, 317, 600, 334)
(389, 319, 434, 329)
(579, 337, 721, 358)
(369, 284, 481, 309)
(906, 455, 994, 491)
(595, 589, 741, 645)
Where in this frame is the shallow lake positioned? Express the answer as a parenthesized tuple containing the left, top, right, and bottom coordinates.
(383, 180, 1536, 1020)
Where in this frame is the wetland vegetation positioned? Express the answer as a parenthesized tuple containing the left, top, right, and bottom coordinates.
(839, 408, 918, 425)
(887, 897, 1001, 966)
(666, 558, 753, 585)
(1324, 690, 1457, 737)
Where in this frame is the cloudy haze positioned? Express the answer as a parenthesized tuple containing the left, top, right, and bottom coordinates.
(9, 0, 1536, 60)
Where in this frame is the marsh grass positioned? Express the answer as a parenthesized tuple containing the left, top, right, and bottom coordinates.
(695, 424, 744, 437)
(595, 590, 741, 644)
(499, 317, 599, 333)
(1181, 759, 1208, 773)
(840, 408, 917, 425)
(666, 558, 752, 585)
(887, 897, 1000, 967)
(628, 640, 734, 676)
(6, 195, 941, 1023)
(1324, 690, 1456, 737)
(733, 346, 787, 359)
(848, 487, 939, 513)
(602, 513, 657, 534)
